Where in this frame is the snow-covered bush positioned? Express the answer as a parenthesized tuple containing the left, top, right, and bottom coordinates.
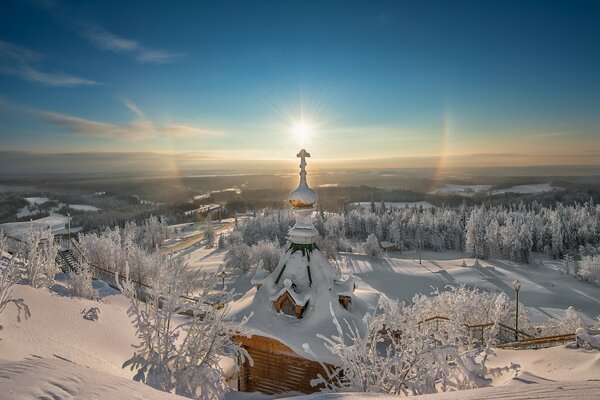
(316, 236, 339, 260)
(538, 306, 586, 336)
(311, 299, 491, 395)
(362, 233, 381, 257)
(69, 261, 97, 300)
(224, 242, 252, 272)
(579, 254, 600, 284)
(23, 227, 58, 287)
(118, 256, 249, 400)
(411, 285, 528, 347)
(204, 220, 215, 248)
(0, 232, 31, 330)
(250, 240, 283, 273)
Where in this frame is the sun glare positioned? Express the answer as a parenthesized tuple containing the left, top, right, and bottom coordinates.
(294, 121, 312, 145)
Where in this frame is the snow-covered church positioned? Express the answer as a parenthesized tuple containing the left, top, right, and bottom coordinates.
(230, 149, 380, 394)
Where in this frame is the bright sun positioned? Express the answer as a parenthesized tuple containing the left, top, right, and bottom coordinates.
(294, 121, 312, 145)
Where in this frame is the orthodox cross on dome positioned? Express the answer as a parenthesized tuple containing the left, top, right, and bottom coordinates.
(297, 149, 310, 186)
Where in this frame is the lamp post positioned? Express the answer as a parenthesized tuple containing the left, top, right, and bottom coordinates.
(512, 279, 522, 342)
(67, 212, 71, 240)
(219, 270, 227, 291)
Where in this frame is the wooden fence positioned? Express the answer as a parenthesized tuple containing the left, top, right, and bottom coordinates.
(417, 315, 533, 345)
(497, 333, 576, 350)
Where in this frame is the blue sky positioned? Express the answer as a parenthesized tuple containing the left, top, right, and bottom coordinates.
(1, 0, 600, 171)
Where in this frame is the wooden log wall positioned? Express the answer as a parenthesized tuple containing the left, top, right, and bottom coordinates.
(235, 335, 330, 395)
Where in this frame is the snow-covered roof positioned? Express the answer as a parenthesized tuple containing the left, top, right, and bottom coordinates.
(379, 241, 396, 249)
(229, 248, 382, 365)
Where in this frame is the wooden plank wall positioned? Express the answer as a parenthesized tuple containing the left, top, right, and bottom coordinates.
(235, 335, 329, 395)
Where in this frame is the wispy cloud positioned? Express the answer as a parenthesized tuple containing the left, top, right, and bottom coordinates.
(166, 125, 222, 138)
(0, 39, 98, 87)
(79, 25, 183, 64)
(529, 131, 571, 139)
(40, 98, 158, 140)
(14, 98, 219, 141)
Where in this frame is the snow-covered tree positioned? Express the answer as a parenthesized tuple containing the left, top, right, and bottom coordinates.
(362, 233, 381, 257)
(224, 242, 252, 272)
(250, 240, 283, 273)
(579, 254, 600, 284)
(119, 256, 249, 400)
(69, 261, 97, 300)
(311, 299, 490, 396)
(23, 227, 58, 287)
(0, 232, 30, 331)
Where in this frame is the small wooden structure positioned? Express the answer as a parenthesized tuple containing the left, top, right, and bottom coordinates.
(235, 335, 329, 395)
(379, 240, 399, 253)
(272, 290, 307, 318)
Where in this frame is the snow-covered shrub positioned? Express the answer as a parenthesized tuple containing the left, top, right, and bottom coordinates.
(411, 285, 527, 346)
(23, 227, 58, 287)
(579, 255, 600, 284)
(250, 240, 283, 273)
(204, 220, 215, 248)
(0, 232, 31, 330)
(539, 306, 585, 336)
(224, 242, 252, 272)
(362, 233, 381, 257)
(316, 236, 339, 260)
(311, 300, 491, 395)
(82, 307, 100, 321)
(69, 261, 97, 300)
(227, 231, 243, 247)
(118, 256, 249, 400)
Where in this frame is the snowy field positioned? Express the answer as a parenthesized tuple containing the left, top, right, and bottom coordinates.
(0, 213, 70, 238)
(352, 201, 435, 210)
(338, 251, 600, 323)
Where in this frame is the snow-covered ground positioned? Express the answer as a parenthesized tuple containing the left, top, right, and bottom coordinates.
(338, 251, 600, 323)
(69, 204, 101, 211)
(0, 213, 70, 239)
(491, 183, 559, 195)
(352, 201, 435, 210)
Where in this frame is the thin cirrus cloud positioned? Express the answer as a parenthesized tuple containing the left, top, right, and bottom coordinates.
(34, 98, 220, 141)
(0, 39, 98, 87)
(79, 24, 183, 64)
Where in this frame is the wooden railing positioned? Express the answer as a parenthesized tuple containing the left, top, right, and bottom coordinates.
(4, 233, 205, 309)
(418, 315, 533, 345)
(497, 333, 576, 349)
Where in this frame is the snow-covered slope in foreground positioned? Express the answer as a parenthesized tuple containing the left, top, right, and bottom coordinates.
(0, 358, 186, 400)
(288, 344, 600, 400)
(289, 381, 600, 400)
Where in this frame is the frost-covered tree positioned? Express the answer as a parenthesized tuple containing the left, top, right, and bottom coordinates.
(579, 254, 600, 284)
(224, 242, 252, 272)
(23, 227, 58, 287)
(311, 299, 491, 396)
(204, 220, 215, 249)
(250, 240, 283, 273)
(362, 233, 381, 257)
(119, 256, 249, 400)
(465, 207, 486, 259)
(69, 261, 97, 300)
(0, 232, 30, 331)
